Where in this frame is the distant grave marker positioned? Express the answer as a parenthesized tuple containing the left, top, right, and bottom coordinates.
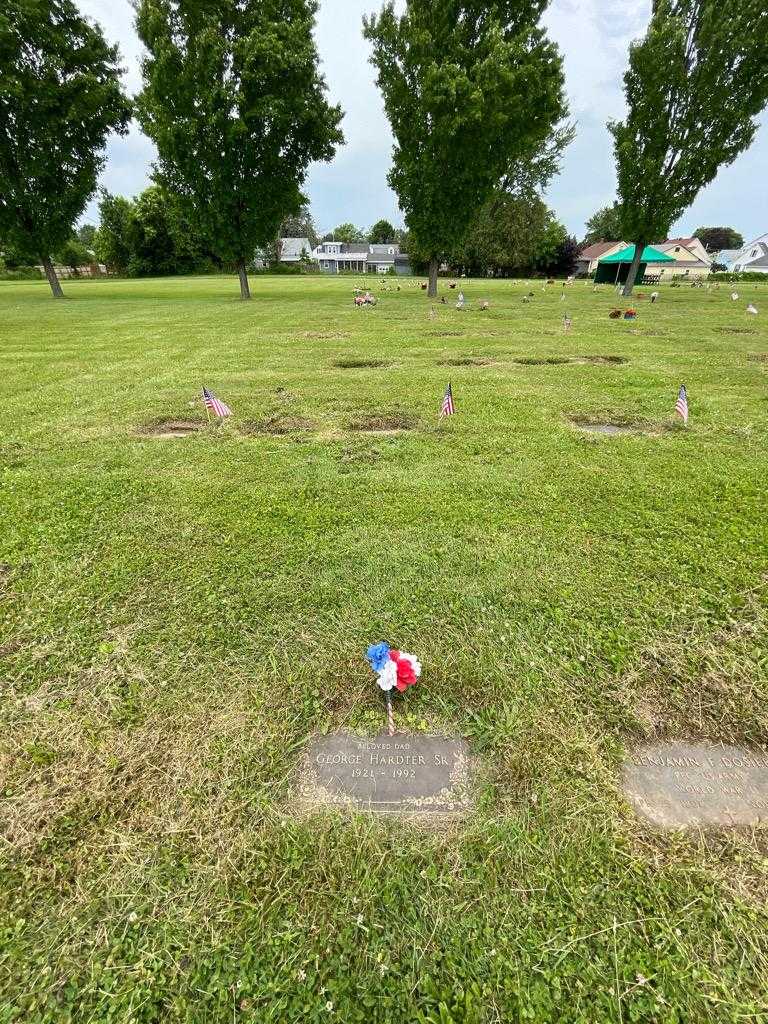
(622, 741, 768, 827)
(298, 733, 473, 815)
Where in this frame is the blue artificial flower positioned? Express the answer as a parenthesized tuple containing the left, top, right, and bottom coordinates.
(365, 642, 391, 673)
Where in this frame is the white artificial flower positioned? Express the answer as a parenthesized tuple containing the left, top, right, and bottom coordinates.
(376, 660, 398, 691)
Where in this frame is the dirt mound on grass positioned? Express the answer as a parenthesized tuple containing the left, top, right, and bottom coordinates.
(333, 358, 391, 369)
(568, 414, 675, 437)
(514, 356, 572, 366)
(140, 419, 205, 439)
(437, 356, 493, 366)
(346, 412, 417, 434)
(575, 355, 629, 365)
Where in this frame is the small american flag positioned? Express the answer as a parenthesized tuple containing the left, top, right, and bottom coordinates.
(440, 381, 455, 418)
(675, 384, 688, 424)
(202, 387, 232, 418)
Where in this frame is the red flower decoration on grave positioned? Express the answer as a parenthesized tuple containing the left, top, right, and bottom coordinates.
(395, 659, 417, 691)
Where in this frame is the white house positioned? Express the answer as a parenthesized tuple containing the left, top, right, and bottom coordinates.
(729, 233, 768, 274)
(279, 237, 312, 263)
(313, 241, 410, 274)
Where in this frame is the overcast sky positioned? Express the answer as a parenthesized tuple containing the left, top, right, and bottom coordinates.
(76, 0, 768, 241)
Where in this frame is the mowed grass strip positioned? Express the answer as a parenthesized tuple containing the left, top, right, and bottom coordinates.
(1, 274, 768, 1023)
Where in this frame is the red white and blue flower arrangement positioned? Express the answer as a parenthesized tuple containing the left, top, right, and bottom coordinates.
(365, 643, 422, 735)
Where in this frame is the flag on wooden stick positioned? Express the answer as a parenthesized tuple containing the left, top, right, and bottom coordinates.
(674, 384, 688, 424)
(202, 387, 232, 418)
(440, 381, 455, 418)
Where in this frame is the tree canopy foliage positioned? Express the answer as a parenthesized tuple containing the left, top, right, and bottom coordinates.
(327, 223, 367, 243)
(0, 0, 131, 296)
(94, 187, 215, 277)
(693, 226, 744, 252)
(364, 0, 567, 295)
(368, 219, 398, 244)
(453, 191, 571, 276)
(281, 203, 319, 248)
(135, 0, 343, 299)
(583, 204, 625, 246)
(609, 0, 768, 294)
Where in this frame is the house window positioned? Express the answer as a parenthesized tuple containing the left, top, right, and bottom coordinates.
(752, 249, 758, 257)
(674, 246, 680, 252)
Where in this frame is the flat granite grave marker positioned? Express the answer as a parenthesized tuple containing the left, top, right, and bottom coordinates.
(622, 741, 768, 827)
(298, 733, 472, 815)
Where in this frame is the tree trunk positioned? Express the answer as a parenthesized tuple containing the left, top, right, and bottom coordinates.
(427, 258, 439, 298)
(621, 241, 645, 298)
(236, 259, 251, 300)
(41, 256, 64, 298)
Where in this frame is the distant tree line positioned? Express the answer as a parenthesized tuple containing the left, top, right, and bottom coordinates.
(2, 0, 767, 299)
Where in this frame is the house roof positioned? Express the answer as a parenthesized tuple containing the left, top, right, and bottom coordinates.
(280, 237, 310, 258)
(739, 242, 768, 266)
(662, 237, 697, 246)
(599, 244, 675, 264)
(713, 249, 740, 262)
(341, 242, 369, 254)
(578, 241, 624, 260)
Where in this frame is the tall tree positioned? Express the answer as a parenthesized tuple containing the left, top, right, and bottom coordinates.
(281, 203, 318, 248)
(94, 191, 134, 274)
(127, 185, 211, 277)
(693, 226, 744, 252)
(610, 0, 768, 296)
(364, 0, 566, 297)
(136, 0, 343, 300)
(455, 191, 566, 276)
(368, 218, 398, 244)
(76, 223, 97, 249)
(330, 222, 366, 243)
(0, 1, 131, 297)
(583, 203, 625, 246)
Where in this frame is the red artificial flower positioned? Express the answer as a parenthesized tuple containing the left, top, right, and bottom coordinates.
(389, 649, 401, 662)
(395, 658, 417, 691)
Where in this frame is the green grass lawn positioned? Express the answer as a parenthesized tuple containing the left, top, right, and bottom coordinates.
(1, 272, 767, 1023)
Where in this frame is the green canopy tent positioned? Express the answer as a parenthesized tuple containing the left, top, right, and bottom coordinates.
(595, 244, 674, 285)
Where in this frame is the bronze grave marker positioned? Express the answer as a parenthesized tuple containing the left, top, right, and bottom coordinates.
(622, 741, 768, 827)
(298, 733, 472, 815)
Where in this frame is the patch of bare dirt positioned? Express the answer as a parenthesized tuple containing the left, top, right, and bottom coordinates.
(437, 357, 494, 366)
(575, 355, 629, 365)
(718, 327, 757, 335)
(333, 358, 391, 369)
(747, 353, 768, 362)
(346, 412, 417, 434)
(568, 414, 673, 436)
(139, 419, 205, 439)
(514, 356, 572, 366)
